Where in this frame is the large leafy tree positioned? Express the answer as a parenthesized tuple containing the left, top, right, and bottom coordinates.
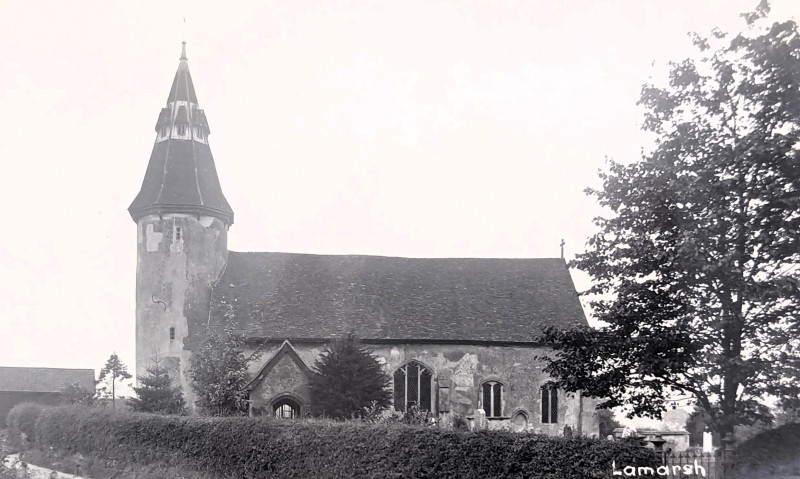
(541, 3, 800, 441)
(129, 358, 186, 415)
(189, 327, 259, 416)
(98, 352, 133, 409)
(308, 334, 392, 419)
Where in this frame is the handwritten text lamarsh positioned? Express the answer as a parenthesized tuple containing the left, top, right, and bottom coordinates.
(612, 460, 707, 477)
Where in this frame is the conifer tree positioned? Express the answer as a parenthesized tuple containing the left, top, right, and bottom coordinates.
(308, 334, 392, 419)
(98, 352, 132, 409)
(129, 359, 186, 415)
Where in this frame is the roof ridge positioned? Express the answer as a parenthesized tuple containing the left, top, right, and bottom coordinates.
(227, 250, 566, 261)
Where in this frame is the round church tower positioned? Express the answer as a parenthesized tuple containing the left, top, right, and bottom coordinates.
(128, 43, 233, 404)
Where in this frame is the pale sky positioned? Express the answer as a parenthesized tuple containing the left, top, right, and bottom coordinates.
(0, 0, 797, 381)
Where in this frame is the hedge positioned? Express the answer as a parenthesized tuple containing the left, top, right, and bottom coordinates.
(6, 402, 47, 447)
(13, 405, 659, 479)
(733, 422, 800, 478)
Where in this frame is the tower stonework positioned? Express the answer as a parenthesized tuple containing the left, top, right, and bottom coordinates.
(129, 43, 233, 408)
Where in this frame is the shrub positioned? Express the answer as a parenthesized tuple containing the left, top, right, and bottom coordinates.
(189, 327, 258, 416)
(308, 334, 392, 419)
(129, 361, 186, 415)
(28, 405, 659, 478)
(733, 422, 800, 478)
(6, 402, 47, 449)
(57, 382, 95, 406)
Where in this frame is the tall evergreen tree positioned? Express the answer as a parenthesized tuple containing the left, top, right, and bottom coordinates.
(129, 358, 186, 415)
(308, 334, 392, 419)
(98, 352, 132, 409)
(540, 2, 800, 441)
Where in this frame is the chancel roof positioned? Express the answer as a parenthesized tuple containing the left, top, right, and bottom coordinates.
(209, 252, 587, 343)
(0, 367, 95, 393)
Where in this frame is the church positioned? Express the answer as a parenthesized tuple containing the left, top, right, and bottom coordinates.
(129, 43, 598, 435)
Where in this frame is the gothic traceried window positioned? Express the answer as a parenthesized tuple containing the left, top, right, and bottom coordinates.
(481, 381, 503, 418)
(393, 361, 432, 412)
(541, 383, 558, 423)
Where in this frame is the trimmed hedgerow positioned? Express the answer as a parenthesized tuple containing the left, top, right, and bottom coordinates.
(6, 402, 47, 448)
(28, 405, 659, 479)
(733, 422, 800, 478)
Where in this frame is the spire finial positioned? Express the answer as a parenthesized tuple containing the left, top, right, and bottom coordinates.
(560, 239, 565, 259)
(180, 41, 187, 61)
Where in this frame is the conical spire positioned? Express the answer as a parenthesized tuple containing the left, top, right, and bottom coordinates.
(128, 43, 234, 225)
(167, 42, 197, 104)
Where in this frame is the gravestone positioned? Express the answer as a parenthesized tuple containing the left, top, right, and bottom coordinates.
(473, 408, 487, 431)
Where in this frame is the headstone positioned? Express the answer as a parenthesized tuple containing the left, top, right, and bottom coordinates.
(473, 408, 487, 430)
(702, 431, 713, 452)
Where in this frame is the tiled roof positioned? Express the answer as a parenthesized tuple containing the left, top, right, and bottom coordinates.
(209, 252, 587, 343)
(129, 42, 233, 225)
(155, 108, 171, 129)
(128, 136, 234, 224)
(0, 367, 95, 393)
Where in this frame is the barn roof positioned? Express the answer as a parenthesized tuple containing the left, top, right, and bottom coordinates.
(209, 252, 587, 343)
(0, 367, 95, 393)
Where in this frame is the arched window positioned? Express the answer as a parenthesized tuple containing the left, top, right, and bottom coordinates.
(480, 381, 504, 418)
(272, 397, 301, 419)
(541, 383, 558, 423)
(393, 361, 433, 412)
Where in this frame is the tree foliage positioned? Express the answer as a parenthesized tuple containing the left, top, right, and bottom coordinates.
(540, 4, 800, 440)
(308, 334, 392, 419)
(58, 382, 95, 406)
(98, 352, 132, 409)
(129, 358, 186, 415)
(597, 409, 623, 439)
(189, 327, 259, 416)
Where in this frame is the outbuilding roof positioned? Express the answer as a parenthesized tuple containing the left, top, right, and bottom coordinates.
(209, 252, 587, 343)
(0, 367, 95, 393)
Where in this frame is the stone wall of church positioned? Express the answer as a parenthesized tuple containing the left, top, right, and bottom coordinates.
(245, 341, 599, 436)
(135, 213, 228, 410)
